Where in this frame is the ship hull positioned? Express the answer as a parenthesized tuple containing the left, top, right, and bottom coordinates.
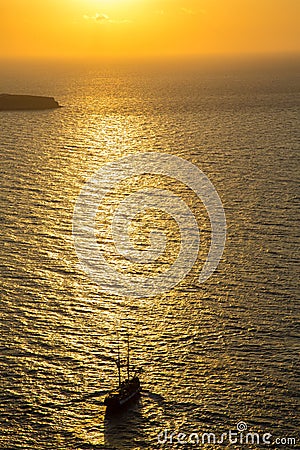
(104, 385, 141, 414)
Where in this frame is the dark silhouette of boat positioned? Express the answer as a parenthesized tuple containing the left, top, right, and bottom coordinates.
(0, 94, 61, 110)
(104, 335, 141, 413)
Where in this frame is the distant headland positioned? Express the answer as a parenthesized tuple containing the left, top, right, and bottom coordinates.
(0, 94, 61, 111)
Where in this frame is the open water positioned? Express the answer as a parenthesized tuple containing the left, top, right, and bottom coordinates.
(0, 56, 299, 449)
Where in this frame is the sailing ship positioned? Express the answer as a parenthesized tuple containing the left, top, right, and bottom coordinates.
(104, 335, 141, 413)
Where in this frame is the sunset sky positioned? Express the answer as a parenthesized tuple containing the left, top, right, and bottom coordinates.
(1, 0, 299, 59)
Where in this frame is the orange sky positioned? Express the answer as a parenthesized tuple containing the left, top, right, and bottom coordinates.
(1, 0, 299, 59)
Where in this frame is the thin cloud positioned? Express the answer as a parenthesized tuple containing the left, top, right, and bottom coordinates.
(181, 8, 206, 15)
(83, 13, 108, 21)
(95, 13, 110, 22)
(109, 18, 131, 24)
(83, 13, 131, 24)
(181, 8, 195, 15)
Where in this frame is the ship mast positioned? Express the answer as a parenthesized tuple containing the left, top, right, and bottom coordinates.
(127, 334, 130, 380)
(117, 340, 121, 387)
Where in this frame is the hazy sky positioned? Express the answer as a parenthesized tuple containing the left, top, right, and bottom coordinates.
(1, 0, 299, 59)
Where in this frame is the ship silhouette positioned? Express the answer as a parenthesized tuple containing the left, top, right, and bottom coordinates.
(104, 335, 141, 413)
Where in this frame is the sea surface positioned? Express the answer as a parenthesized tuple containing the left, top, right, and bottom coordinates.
(0, 56, 299, 449)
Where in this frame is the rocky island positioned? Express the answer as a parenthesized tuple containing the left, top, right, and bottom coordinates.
(0, 94, 61, 111)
